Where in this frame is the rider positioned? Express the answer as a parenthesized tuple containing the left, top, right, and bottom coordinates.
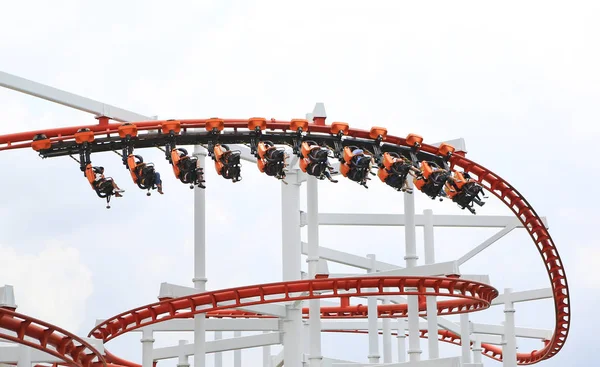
(90, 166, 124, 197)
(133, 159, 164, 194)
(343, 147, 374, 187)
(174, 148, 202, 184)
(445, 171, 485, 212)
(379, 153, 420, 193)
(414, 161, 452, 199)
(301, 141, 338, 182)
(214, 144, 242, 182)
(258, 141, 287, 179)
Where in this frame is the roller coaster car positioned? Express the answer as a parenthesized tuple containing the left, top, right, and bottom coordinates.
(446, 171, 486, 214)
(213, 144, 242, 182)
(377, 152, 415, 192)
(171, 148, 206, 189)
(84, 164, 120, 208)
(126, 155, 158, 193)
(413, 161, 451, 200)
(299, 141, 338, 182)
(257, 141, 287, 179)
(339, 146, 374, 188)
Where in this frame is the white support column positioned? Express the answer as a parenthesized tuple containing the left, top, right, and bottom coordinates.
(307, 176, 322, 367)
(284, 304, 304, 367)
(177, 340, 190, 367)
(503, 288, 517, 367)
(423, 209, 435, 265)
(17, 345, 31, 367)
(193, 147, 208, 367)
(472, 336, 483, 365)
(303, 320, 310, 359)
(141, 329, 155, 367)
(382, 297, 392, 363)
(234, 331, 242, 367)
(263, 330, 272, 367)
(282, 172, 303, 367)
(214, 331, 223, 367)
(404, 183, 421, 362)
(367, 254, 380, 363)
(424, 209, 439, 360)
(460, 313, 471, 363)
(404, 183, 418, 268)
(397, 319, 406, 363)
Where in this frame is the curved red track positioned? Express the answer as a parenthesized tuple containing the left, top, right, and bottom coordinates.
(88, 276, 496, 342)
(0, 308, 106, 367)
(0, 118, 570, 365)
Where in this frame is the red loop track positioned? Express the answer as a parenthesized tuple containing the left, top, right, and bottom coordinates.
(88, 276, 496, 342)
(0, 118, 570, 365)
(0, 308, 106, 367)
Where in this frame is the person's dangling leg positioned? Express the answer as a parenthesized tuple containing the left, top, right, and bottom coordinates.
(155, 171, 164, 194)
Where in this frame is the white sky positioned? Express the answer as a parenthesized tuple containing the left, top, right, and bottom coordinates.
(0, 0, 599, 366)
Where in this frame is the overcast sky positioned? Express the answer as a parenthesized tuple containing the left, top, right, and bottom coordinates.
(0, 0, 599, 366)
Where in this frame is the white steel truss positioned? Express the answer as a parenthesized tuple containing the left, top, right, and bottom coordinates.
(0, 71, 557, 367)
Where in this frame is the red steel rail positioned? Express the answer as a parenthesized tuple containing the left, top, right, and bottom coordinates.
(88, 276, 496, 342)
(0, 308, 106, 367)
(0, 118, 570, 364)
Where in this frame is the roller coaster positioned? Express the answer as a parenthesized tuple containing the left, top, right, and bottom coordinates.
(4, 118, 485, 212)
(0, 72, 570, 367)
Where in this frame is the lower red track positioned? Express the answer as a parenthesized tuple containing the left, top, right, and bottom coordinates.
(0, 308, 106, 367)
(88, 276, 496, 342)
(0, 118, 570, 365)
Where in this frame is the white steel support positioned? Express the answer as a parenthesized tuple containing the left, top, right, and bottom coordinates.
(263, 331, 272, 367)
(234, 331, 242, 367)
(317, 213, 545, 228)
(472, 336, 483, 365)
(281, 172, 303, 367)
(16, 345, 31, 367)
(423, 209, 440, 360)
(367, 254, 380, 363)
(214, 331, 223, 367)
(382, 296, 392, 363)
(178, 341, 190, 367)
(0, 71, 153, 122)
(396, 319, 407, 363)
(141, 329, 154, 367)
(0, 71, 260, 161)
(404, 182, 421, 362)
(503, 288, 517, 367)
(193, 147, 208, 367)
(460, 313, 471, 363)
(404, 185, 418, 268)
(307, 175, 322, 367)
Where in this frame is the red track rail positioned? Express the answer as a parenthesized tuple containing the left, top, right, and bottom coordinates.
(0, 118, 570, 364)
(0, 309, 106, 367)
(88, 276, 496, 342)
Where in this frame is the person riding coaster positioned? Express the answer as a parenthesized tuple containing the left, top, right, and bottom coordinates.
(84, 164, 124, 208)
(444, 171, 486, 214)
(213, 144, 242, 182)
(299, 141, 338, 183)
(377, 152, 421, 193)
(257, 141, 287, 180)
(127, 155, 163, 195)
(413, 160, 453, 200)
(170, 148, 206, 189)
(339, 146, 375, 188)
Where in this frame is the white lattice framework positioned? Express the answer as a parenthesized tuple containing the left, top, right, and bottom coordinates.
(0, 71, 556, 367)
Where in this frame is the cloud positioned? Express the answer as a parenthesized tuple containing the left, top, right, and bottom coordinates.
(0, 243, 93, 333)
(1, 1, 599, 365)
